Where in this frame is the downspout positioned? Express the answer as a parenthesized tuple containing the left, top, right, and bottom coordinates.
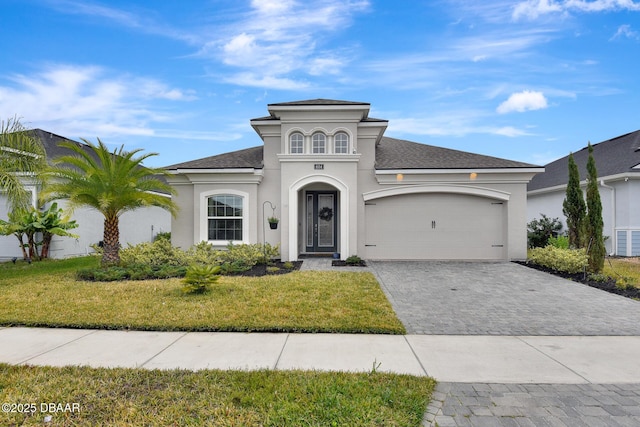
(600, 180, 616, 256)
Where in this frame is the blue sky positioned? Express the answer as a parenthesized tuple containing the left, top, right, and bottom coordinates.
(1, 0, 639, 167)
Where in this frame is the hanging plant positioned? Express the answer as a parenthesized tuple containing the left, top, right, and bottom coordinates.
(318, 207, 333, 221)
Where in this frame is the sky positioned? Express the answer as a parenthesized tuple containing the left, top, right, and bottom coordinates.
(1, 0, 639, 168)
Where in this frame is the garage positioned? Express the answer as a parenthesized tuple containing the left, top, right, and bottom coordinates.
(364, 192, 506, 260)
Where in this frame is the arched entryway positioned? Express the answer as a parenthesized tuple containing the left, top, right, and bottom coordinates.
(288, 175, 349, 260)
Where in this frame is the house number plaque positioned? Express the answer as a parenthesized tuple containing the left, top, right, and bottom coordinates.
(314, 164, 324, 170)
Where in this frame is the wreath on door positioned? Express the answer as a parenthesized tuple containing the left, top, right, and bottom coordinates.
(318, 207, 333, 221)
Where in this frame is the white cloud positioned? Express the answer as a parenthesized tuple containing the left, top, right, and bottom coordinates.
(206, 0, 370, 89)
(497, 90, 548, 113)
(513, 0, 640, 20)
(610, 24, 640, 40)
(513, 0, 563, 20)
(0, 64, 195, 138)
(386, 110, 531, 138)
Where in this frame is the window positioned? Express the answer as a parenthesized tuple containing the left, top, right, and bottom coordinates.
(290, 132, 304, 154)
(312, 133, 326, 154)
(207, 194, 243, 241)
(335, 132, 349, 154)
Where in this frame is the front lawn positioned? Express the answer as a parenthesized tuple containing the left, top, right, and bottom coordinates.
(0, 257, 405, 334)
(603, 257, 640, 288)
(0, 364, 435, 426)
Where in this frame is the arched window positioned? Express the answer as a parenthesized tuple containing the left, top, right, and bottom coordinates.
(312, 133, 326, 154)
(334, 132, 349, 154)
(290, 132, 304, 154)
(207, 194, 243, 241)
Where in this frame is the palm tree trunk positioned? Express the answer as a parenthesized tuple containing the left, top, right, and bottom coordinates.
(102, 215, 120, 265)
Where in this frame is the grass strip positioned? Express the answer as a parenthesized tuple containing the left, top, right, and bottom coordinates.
(0, 257, 405, 334)
(0, 364, 435, 426)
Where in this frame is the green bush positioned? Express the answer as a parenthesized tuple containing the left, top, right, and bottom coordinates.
(182, 265, 221, 294)
(185, 241, 222, 265)
(346, 255, 363, 266)
(76, 264, 187, 282)
(218, 242, 280, 266)
(283, 261, 295, 270)
(547, 235, 569, 249)
(153, 231, 171, 241)
(527, 214, 563, 248)
(120, 238, 189, 267)
(528, 246, 588, 274)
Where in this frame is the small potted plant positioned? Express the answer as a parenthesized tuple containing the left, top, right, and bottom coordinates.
(268, 216, 279, 229)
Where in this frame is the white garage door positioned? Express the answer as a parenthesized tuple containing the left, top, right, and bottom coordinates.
(365, 193, 506, 260)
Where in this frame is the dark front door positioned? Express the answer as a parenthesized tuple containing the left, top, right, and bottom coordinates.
(305, 191, 337, 253)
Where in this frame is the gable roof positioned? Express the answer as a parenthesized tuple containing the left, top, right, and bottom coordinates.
(165, 145, 264, 170)
(375, 137, 539, 169)
(528, 130, 640, 192)
(165, 137, 539, 171)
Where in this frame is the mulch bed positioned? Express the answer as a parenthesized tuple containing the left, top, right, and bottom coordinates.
(331, 260, 367, 267)
(515, 261, 640, 300)
(228, 261, 303, 277)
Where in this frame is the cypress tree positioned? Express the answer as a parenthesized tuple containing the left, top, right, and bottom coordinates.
(562, 153, 586, 248)
(585, 143, 605, 273)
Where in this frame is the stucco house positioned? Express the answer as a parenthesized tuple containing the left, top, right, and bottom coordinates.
(527, 130, 640, 256)
(166, 99, 543, 262)
(0, 130, 171, 259)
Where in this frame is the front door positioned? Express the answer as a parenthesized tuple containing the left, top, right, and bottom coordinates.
(305, 191, 337, 253)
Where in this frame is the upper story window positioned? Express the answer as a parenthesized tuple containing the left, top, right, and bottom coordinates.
(290, 132, 304, 154)
(207, 194, 243, 241)
(335, 132, 349, 154)
(312, 133, 326, 154)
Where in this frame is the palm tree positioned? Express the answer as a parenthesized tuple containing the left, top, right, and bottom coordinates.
(43, 138, 177, 265)
(0, 117, 46, 211)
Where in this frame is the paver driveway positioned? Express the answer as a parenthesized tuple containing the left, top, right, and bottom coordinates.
(369, 261, 640, 335)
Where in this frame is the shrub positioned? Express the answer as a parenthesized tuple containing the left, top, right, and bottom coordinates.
(547, 235, 569, 249)
(154, 231, 171, 241)
(120, 238, 188, 267)
(219, 260, 252, 275)
(218, 242, 280, 266)
(266, 266, 280, 274)
(346, 255, 363, 266)
(283, 261, 295, 270)
(181, 265, 221, 294)
(76, 264, 186, 281)
(185, 241, 222, 265)
(527, 214, 562, 248)
(528, 246, 588, 274)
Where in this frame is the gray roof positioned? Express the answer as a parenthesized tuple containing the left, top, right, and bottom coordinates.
(528, 130, 640, 191)
(375, 137, 539, 169)
(268, 99, 370, 107)
(30, 129, 97, 163)
(27, 129, 171, 194)
(166, 137, 539, 171)
(165, 145, 264, 170)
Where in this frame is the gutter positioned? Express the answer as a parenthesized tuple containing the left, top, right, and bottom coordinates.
(600, 180, 616, 256)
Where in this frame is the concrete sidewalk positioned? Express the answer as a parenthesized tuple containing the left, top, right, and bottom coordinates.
(2, 327, 640, 384)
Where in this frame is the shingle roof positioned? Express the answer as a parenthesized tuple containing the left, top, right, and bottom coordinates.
(375, 137, 539, 169)
(27, 129, 171, 194)
(30, 129, 97, 163)
(528, 130, 640, 191)
(166, 137, 538, 171)
(268, 99, 369, 106)
(165, 146, 264, 170)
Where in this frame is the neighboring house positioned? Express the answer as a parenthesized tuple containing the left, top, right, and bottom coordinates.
(166, 99, 542, 261)
(0, 130, 171, 259)
(527, 130, 640, 256)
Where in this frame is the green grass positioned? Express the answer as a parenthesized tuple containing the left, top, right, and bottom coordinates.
(603, 257, 640, 288)
(0, 257, 405, 334)
(0, 364, 436, 426)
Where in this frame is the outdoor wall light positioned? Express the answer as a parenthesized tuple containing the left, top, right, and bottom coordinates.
(470, 172, 478, 180)
(396, 173, 404, 181)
